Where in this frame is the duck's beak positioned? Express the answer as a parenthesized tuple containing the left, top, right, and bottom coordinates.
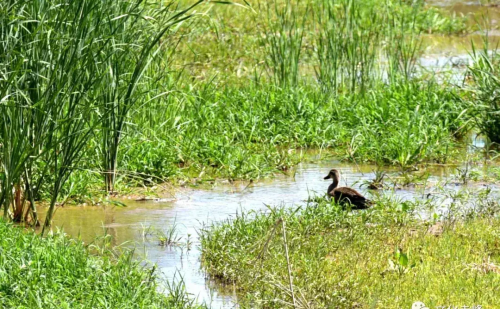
(324, 174, 331, 180)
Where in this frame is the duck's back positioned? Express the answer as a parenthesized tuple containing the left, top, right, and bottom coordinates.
(331, 187, 363, 196)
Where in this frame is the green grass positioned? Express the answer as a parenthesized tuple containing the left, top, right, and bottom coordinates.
(200, 194, 500, 308)
(116, 78, 464, 180)
(0, 220, 201, 308)
(463, 40, 500, 145)
(60, 76, 467, 201)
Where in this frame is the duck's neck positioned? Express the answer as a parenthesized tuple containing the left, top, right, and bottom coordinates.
(328, 178, 339, 193)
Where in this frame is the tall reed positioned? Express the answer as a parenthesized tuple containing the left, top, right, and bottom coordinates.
(262, 0, 308, 88)
(97, 1, 201, 194)
(465, 38, 500, 144)
(0, 0, 200, 229)
(314, 0, 382, 93)
(385, 11, 422, 82)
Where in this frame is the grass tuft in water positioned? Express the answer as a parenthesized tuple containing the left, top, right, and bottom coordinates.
(464, 37, 500, 145)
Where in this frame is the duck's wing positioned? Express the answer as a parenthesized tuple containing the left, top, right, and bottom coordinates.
(335, 187, 366, 199)
(333, 187, 369, 209)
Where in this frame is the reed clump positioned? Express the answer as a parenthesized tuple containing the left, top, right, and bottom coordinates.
(0, 0, 199, 226)
(464, 42, 500, 145)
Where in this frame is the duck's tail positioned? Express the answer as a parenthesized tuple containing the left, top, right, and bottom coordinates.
(354, 199, 372, 210)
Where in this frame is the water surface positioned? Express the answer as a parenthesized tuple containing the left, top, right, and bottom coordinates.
(44, 159, 499, 308)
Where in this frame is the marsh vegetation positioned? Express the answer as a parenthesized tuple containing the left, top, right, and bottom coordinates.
(201, 188, 500, 308)
(1, 0, 500, 307)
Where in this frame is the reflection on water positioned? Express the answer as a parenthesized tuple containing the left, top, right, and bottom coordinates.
(422, 34, 499, 56)
(41, 159, 498, 308)
(417, 0, 500, 83)
(428, 0, 500, 28)
(418, 34, 500, 84)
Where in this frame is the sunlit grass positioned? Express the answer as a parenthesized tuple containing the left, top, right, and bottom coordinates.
(0, 220, 202, 308)
(200, 194, 500, 308)
(120, 79, 465, 181)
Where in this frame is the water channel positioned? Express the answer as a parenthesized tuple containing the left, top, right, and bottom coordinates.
(42, 2, 500, 308)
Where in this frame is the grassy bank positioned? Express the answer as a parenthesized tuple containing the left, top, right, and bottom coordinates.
(0, 220, 201, 308)
(120, 80, 465, 180)
(200, 195, 500, 308)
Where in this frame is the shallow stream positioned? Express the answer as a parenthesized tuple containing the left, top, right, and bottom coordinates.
(41, 2, 500, 308)
(44, 158, 498, 308)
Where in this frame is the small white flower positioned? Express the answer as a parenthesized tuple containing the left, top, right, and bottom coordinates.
(412, 302, 429, 309)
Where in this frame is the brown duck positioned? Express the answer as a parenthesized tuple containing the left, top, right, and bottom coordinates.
(324, 169, 370, 209)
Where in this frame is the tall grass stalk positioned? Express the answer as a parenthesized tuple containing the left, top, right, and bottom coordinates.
(315, 0, 382, 93)
(98, 0, 202, 194)
(0, 0, 201, 229)
(465, 37, 500, 144)
(385, 13, 422, 82)
(262, 0, 307, 88)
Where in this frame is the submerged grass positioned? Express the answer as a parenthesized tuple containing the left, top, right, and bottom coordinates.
(200, 195, 500, 308)
(0, 220, 202, 308)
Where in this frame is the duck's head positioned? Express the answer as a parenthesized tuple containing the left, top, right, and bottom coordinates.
(324, 169, 340, 181)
